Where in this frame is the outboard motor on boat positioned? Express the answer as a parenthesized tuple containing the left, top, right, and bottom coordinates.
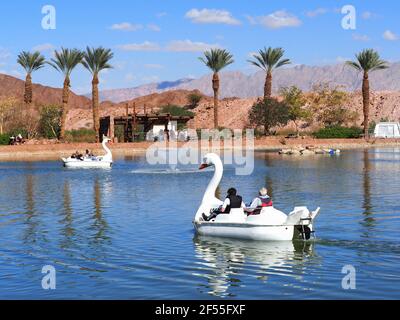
(285, 207, 321, 240)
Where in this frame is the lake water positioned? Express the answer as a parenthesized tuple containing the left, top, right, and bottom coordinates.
(0, 149, 399, 299)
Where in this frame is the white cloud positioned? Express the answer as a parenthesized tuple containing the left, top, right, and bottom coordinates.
(306, 8, 328, 18)
(0, 48, 11, 60)
(110, 22, 143, 31)
(32, 43, 55, 52)
(0, 69, 23, 78)
(125, 73, 136, 82)
(247, 10, 302, 29)
(73, 85, 92, 95)
(144, 64, 164, 69)
(117, 41, 161, 51)
(336, 56, 350, 63)
(362, 11, 372, 19)
(383, 30, 398, 41)
(156, 12, 167, 18)
(147, 24, 161, 32)
(117, 40, 220, 53)
(165, 40, 221, 52)
(185, 8, 241, 25)
(352, 34, 370, 42)
(113, 60, 128, 70)
(142, 75, 160, 83)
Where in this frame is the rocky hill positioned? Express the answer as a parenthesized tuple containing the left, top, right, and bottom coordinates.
(188, 91, 400, 130)
(0, 73, 91, 109)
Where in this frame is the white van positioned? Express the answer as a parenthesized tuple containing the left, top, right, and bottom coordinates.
(374, 122, 400, 138)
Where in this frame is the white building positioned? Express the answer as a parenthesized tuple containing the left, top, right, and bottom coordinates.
(374, 122, 400, 138)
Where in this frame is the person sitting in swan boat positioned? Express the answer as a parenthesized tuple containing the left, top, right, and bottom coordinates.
(246, 187, 273, 215)
(203, 188, 246, 221)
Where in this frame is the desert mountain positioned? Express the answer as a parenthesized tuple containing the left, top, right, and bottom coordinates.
(0, 73, 91, 109)
(95, 78, 193, 102)
(98, 63, 400, 102)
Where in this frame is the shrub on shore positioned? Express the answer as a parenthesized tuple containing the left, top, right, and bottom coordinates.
(249, 98, 290, 135)
(39, 105, 62, 139)
(64, 129, 96, 143)
(313, 126, 363, 139)
(0, 134, 9, 145)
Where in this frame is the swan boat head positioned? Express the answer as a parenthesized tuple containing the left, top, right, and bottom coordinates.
(194, 153, 224, 222)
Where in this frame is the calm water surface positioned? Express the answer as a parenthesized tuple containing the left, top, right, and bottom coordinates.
(0, 149, 399, 299)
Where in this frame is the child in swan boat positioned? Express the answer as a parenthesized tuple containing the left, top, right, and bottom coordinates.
(246, 187, 273, 215)
(203, 188, 246, 221)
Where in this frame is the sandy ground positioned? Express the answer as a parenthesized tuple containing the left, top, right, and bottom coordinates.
(0, 137, 400, 162)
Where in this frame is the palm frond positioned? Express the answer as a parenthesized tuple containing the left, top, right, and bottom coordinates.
(198, 49, 234, 73)
(346, 49, 388, 73)
(248, 47, 291, 72)
(17, 51, 46, 74)
(48, 48, 83, 76)
(82, 47, 114, 75)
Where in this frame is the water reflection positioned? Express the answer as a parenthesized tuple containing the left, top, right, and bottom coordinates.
(59, 181, 75, 249)
(22, 174, 41, 244)
(193, 236, 316, 297)
(90, 177, 110, 246)
(361, 150, 376, 234)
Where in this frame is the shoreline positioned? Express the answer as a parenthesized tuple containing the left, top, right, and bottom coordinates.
(1, 137, 400, 162)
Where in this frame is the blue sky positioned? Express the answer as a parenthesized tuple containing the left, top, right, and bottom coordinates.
(0, 0, 399, 94)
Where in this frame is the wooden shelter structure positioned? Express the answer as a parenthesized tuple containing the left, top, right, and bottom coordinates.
(99, 103, 194, 142)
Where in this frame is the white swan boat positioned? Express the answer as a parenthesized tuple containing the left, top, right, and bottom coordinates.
(194, 153, 320, 241)
(62, 137, 113, 168)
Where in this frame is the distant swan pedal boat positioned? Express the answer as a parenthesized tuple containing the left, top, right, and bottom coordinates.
(62, 137, 113, 168)
(194, 153, 320, 241)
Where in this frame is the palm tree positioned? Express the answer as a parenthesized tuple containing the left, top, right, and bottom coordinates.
(199, 49, 234, 128)
(17, 51, 46, 105)
(81, 47, 113, 142)
(346, 49, 388, 139)
(248, 47, 291, 99)
(48, 48, 83, 140)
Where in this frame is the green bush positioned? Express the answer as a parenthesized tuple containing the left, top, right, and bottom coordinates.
(6, 128, 28, 138)
(187, 93, 202, 109)
(249, 98, 290, 135)
(160, 104, 195, 117)
(39, 105, 62, 139)
(65, 129, 96, 143)
(313, 126, 363, 139)
(0, 133, 9, 145)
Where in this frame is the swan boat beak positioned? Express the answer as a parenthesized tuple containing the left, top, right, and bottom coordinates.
(199, 163, 210, 170)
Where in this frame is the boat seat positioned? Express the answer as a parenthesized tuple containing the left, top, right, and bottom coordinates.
(213, 208, 246, 223)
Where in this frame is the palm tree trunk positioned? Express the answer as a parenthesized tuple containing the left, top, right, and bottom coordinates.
(60, 76, 70, 141)
(212, 72, 219, 129)
(362, 71, 370, 140)
(264, 71, 272, 99)
(92, 74, 100, 142)
(24, 73, 32, 105)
